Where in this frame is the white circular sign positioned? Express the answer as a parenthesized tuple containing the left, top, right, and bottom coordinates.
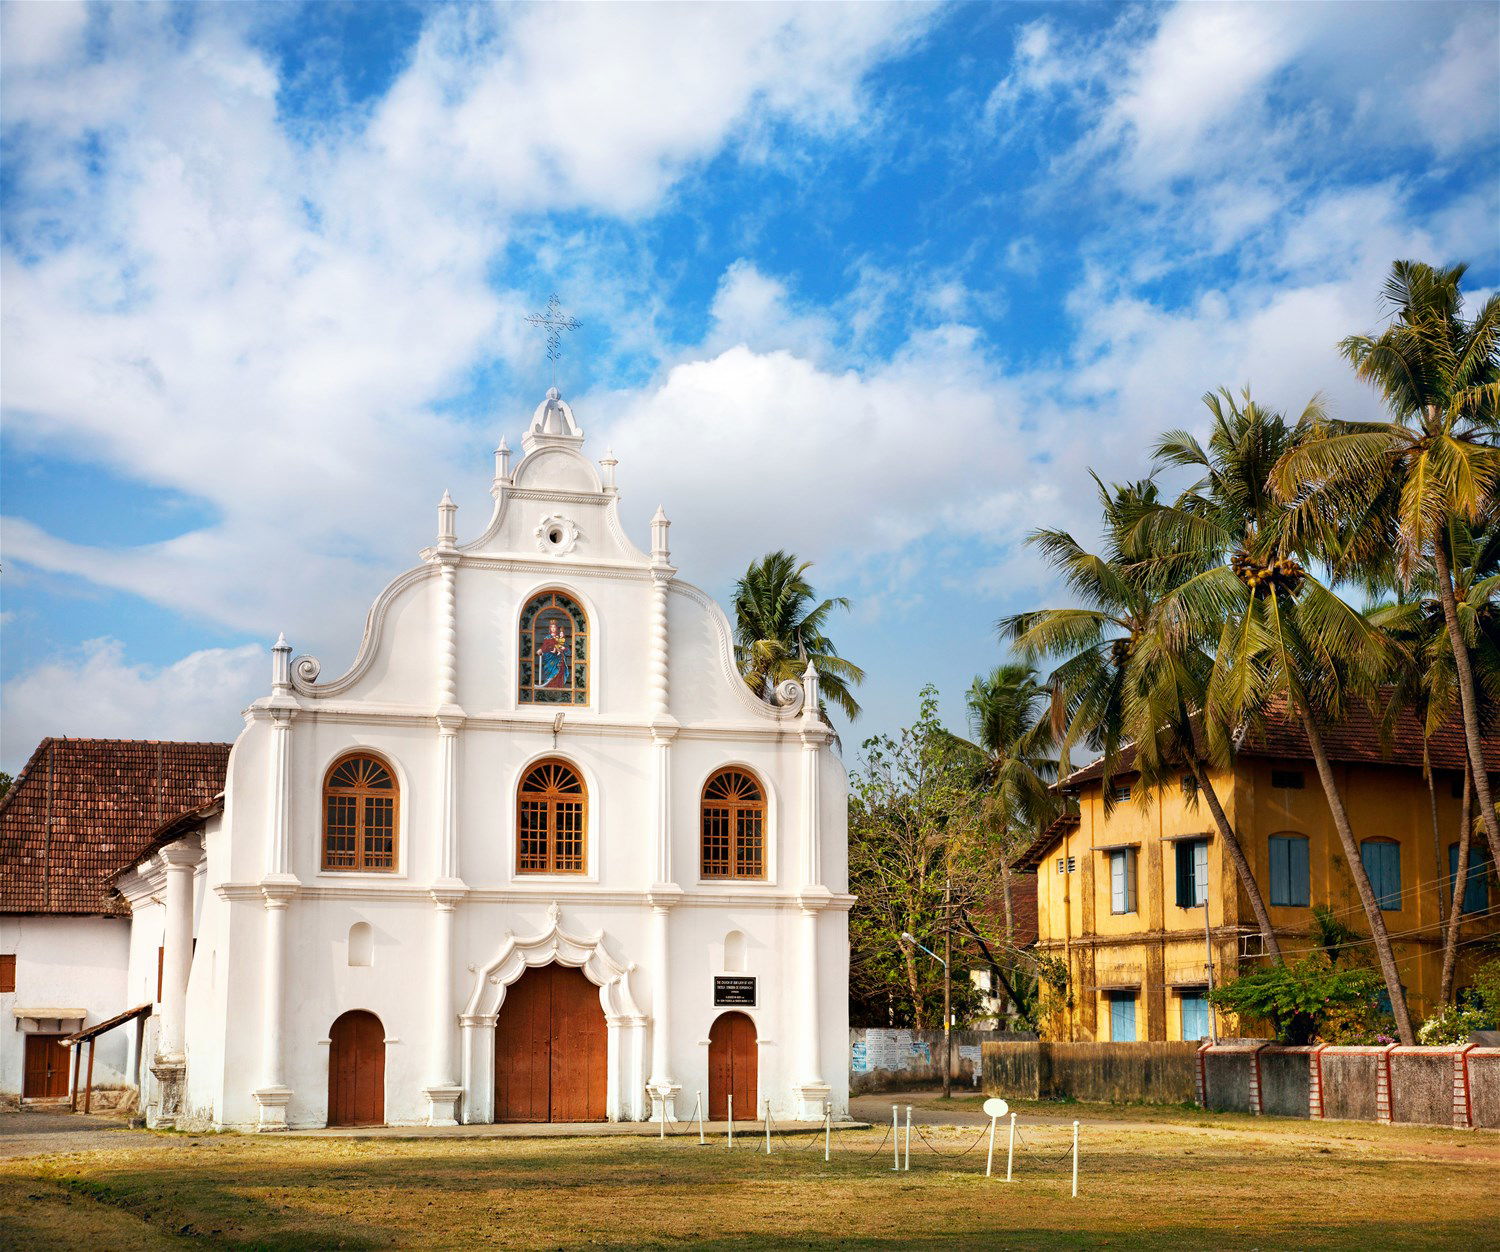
(983, 1097, 1010, 1119)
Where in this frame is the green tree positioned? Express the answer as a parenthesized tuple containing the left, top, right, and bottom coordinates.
(942, 664, 1060, 948)
(1210, 957, 1381, 1046)
(0, 772, 11, 800)
(1274, 260, 1500, 868)
(732, 550, 866, 721)
(1147, 390, 1415, 1041)
(847, 687, 992, 1028)
(1002, 472, 1284, 960)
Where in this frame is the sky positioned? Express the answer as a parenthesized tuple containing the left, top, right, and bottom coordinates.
(2, 0, 1497, 772)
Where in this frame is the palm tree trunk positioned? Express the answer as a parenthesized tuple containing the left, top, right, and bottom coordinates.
(1440, 765, 1473, 1006)
(1431, 537, 1500, 869)
(1426, 762, 1448, 932)
(1296, 704, 1416, 1044)
(1193, 763, 1283, 962)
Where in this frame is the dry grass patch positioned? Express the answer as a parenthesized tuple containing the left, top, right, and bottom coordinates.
(0, 1117, 1495, 1250)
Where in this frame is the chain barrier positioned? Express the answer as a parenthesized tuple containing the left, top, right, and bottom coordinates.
(1013, 1124, 1078, 1165)
(911, 1122, 991, 1158)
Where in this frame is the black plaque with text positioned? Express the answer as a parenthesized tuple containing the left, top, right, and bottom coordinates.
(713, 975, 757, 1007)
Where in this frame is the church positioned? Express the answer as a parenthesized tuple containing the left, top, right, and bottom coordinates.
(1, 384, 852, 1130)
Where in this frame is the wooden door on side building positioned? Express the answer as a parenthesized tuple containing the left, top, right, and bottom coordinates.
(327, 1010, 385, 1126)
(707, 1011, 757, 1122)
(23, 1035, 70, 1099)
(494, 963, 606, 1123)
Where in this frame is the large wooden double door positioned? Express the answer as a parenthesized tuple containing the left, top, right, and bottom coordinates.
(708, 1012, 758, 1122)
(23, 1035, 70, 1099)
(494, 963, 607, 1122)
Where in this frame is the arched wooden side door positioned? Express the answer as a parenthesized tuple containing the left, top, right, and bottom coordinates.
(328, 1010, 385, 1127)
(708, 1011, 757, 1122)
(494, 964, 606, 1123)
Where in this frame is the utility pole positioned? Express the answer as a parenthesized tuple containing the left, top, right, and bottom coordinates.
(1203, 887, 1218, 1044)
(943, 870, 953, 1098)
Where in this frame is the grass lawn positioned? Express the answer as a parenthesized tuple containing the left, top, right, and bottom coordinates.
(1, 1111, 1496, 1250)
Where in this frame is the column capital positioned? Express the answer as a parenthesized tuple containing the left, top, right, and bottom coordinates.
(796, 887, 833, 913)
(436, 708, 467, 732)
(430, 880, 469, 907)
(647, 884, 685, 910)
(259, 875, 300, 905)
(160, 840, 205, 870)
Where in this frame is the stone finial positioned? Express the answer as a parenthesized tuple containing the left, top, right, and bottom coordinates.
(494, 437, 512, 483)
(802, 659, 821, 721)
(272, 633, 292, 693)
(650, 505, 671, 564)
(438, 489, 457, 548)
(600, 447, 618, 492)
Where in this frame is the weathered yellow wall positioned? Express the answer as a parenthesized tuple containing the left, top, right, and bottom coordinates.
(1036, 758, 1495, 1042)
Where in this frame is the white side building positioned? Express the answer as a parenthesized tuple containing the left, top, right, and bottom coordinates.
(129, 386, 852, 1130)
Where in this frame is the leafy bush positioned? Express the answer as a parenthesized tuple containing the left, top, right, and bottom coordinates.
(1209, 957, 1381, 1045)
(1417, 1003, 1493, 1045)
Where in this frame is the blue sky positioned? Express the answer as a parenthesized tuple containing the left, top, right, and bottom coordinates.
(2, 0, 1497, 771)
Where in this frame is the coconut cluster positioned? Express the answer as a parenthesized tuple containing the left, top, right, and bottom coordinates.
(1231, 551, 1306, 596)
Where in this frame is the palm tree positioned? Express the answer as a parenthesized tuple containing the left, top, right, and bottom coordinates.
(732, 550, 866, 720)
(943, 664, 1061, 947)
(1148, 390, 1415, 1042)
(1273, 260, 1500, 868)
(1001, 473, 1285, 961)
(1369, 516, 1500, 991)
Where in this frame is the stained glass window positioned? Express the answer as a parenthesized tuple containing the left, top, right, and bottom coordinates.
(516, 759, 587, 874)
(518, 590, 589, 706)
(701, 769, 766, 880)
(323, 754, 397, 873)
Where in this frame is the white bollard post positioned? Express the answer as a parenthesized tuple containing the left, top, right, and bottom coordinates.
(1007, 1113, 1016, 1182)
(697, 1091, 705, 1145)
(824, 1101, 831, 1163)
(986, 1113, 997, 1178)
(904, 1104, 912, 1171)
(1072, 1120, 1079, 1198)
(764, 1099, 771, 1155)
(727, 1093, 733, 1149)
(891, 1105, 900, 1172)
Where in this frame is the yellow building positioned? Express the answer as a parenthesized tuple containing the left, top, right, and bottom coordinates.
(1018, 701, 1499, 1042)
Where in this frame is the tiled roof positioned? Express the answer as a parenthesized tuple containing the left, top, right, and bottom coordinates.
(1013, 808, 1080, 872)
(1059, 693, 1493, 788)
(0, 738, 231, 915)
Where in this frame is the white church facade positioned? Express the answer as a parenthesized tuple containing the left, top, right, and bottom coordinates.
(114, 386, 851, 1130)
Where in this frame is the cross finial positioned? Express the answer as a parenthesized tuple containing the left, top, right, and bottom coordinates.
(525, 294, 582, 388)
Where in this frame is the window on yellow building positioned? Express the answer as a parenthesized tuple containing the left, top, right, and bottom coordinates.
(1271, 768, 1305, 790)
(1175, 838, 1209, 908)
(1360, 839, 1401, 911)
(1110, 783, 1132, 803)
(1107, 992, 1137, 1042)
(1450, 843, 1491, 915)
(1109, 848, 1137, 914)
(1180, 992, 1210, 1041)
(1268, 834, 1310, 907)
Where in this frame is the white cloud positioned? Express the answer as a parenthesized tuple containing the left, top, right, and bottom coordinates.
(0, 2, 936, 659)
(1, 639, 263, 768)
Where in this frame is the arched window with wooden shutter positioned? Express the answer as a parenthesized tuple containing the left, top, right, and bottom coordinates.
(516, 759, 588, 874)
(322, 754, 398, 873)
(701, 769, 766, 880)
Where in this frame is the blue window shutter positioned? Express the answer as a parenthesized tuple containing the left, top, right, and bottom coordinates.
(1181, 993, 1209, 1042)
(1176, 842, 1194, 908)
(1451, 843, 1492, 915)
(1110, 995, 1137, 1042)
(1269, 837, 1289, 906)
(1193, 839, 1209, 907)
(1270, 835, 1310, 908)
(1290, 836, 1310, 907)
(1361, 842, 1400, 911)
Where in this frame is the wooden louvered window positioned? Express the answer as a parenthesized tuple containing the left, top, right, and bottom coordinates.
(322, 754, 398, 873)
(701, 769, 766, 880)
(516, 759, 587, 874)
